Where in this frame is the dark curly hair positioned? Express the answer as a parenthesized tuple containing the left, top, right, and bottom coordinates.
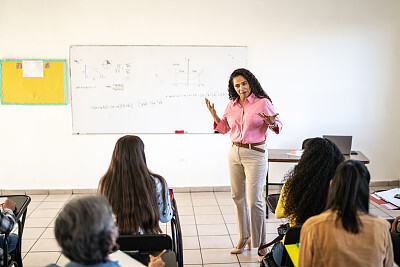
(228, 68, 272, 102)
(282, 137, 345, 225)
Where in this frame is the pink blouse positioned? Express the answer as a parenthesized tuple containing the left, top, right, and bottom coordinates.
(214, 93, 282, 143)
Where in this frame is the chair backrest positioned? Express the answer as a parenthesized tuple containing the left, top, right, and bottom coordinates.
(117, 234, 176, 266)
(169, 189, 183, 267)
(281, 225, 302, 267)
(266, 193, 280, 214)
(283, 225, 302, 245)
(117, 234, 173, 252)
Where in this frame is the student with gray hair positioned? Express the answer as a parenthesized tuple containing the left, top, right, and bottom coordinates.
(48, 195, 164, 267)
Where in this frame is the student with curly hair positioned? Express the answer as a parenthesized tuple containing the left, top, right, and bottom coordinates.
(205, 68, 282, 259)
(273, 137, 344, 265)
(98, 135, 172, 235)
(299, 160, 393, 266)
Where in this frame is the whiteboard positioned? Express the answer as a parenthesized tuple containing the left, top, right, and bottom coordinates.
(70, 45, 247, 134)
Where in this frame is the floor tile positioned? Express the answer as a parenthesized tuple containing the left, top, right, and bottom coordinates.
(37, 201, 66, 209)
(22, 239, 36, 253)
(197, 224, 228, 236)
(219, 205, 235, 215)
(181, 224, 198, 237)
(29, 208, 60, 218)
(57, 254, 69, 265)
(195, 214, 224, 225)
(191, 192, 215, 199)
(44, 194, 72, 202)
(192, 198, 218, 206)
(41, 228, 56, 239)
(193, 206, 221, 215)
(199, 235, 233, 249)
(183, 249, 203, 265)
(25, 217, 53, 228)
(183, 236, 200, 249)
(216, 198, 234, 206)
(201, 248, 239, 264)
(23, 251, 61, 267)
(30, 238, 61, 252)
(22, 227, 46, 240)
(237, 249, 259, 263)
(180, 215, 196, 225)
(179, 206, 195, 216)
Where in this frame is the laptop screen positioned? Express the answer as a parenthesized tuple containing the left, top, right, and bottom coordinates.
(322, 135, 352, 155)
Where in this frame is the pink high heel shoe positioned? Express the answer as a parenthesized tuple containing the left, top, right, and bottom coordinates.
(230, 237, 251, 254)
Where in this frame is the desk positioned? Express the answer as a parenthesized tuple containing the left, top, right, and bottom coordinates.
(284, 244, 299, 267)
(266, 150, 369, 217)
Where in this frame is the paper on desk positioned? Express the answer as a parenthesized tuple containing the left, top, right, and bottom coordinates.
(375, 188, 400, 207)
(109, 250, 145, 266)
(286, 150, 303, 157)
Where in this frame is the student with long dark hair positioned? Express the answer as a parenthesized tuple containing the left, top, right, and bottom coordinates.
(298, 160, 393, 267)
(272, 137, 344, 265)
(98, 135, 172, 235)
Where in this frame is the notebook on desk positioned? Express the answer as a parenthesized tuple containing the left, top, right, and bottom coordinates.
(323, 135, 352, 155)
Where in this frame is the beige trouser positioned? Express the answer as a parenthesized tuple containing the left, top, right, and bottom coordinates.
(228, 143, 267, 248)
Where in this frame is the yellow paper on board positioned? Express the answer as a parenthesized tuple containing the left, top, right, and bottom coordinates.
(1, 61, 65, 104)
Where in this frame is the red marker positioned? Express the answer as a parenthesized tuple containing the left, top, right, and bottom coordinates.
(175, 130, 185, 134)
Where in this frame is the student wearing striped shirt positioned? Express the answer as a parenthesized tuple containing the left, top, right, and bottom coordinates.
(0, 198, 17, 262)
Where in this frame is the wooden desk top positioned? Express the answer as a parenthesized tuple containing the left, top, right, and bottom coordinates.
(268, 149, 370, 164)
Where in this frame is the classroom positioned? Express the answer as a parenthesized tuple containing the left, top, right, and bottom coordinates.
(0, 0, 400, 266)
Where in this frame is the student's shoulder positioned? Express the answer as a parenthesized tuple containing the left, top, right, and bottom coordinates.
(362, 213, 391, 228)
(302, 210, 335, 229)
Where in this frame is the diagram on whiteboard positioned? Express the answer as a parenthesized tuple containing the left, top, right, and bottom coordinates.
(72, 58, 132, 80)
(70, 45, 247, 134)
(172, 58, 204, 88)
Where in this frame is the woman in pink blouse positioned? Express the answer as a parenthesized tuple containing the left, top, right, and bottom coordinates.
(205, 68, 282, 260)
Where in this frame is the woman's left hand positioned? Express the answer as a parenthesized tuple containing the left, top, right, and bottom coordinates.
(258, 112, 279, 126)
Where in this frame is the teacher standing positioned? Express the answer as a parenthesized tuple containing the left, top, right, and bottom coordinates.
(205, 68, 282, 260)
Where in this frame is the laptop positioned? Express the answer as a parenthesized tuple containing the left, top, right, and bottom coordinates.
(323, 135, 352, 155)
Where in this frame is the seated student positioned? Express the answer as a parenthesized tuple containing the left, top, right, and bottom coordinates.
(389, 216, 400, 265)
(0, 198, 18, 262)
(298, 160, 393, 267)
(49, 195, 165, 267)
(98, 135, 173, 235)
(271, 137, 344, 265)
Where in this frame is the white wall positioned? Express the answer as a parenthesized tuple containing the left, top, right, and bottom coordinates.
(0, 0, 399, 189)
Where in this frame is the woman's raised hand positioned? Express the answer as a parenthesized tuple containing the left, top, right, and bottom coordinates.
(205, 98, 221, 124)
(205, 98, 216, 116)
(258, 112, 279, 126)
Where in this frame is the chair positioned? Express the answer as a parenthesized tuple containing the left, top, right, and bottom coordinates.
(169, 189, 183, 267)
(1, 195, 31, 267)
(280, 225, 302, 267)
(117, 234, 177, 266)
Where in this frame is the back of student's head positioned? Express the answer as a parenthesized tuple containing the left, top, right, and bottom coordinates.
(99, 135, 162, 235)
(54, 195, 117, 265)
(283, 137, 345, 225)
(326, 160, 370, 233)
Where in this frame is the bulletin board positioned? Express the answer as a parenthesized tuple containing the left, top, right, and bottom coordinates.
(0, 59, 67, 105)
(70, 45, 247, 134)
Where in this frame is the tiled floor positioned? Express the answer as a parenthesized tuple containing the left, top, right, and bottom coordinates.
(12, 186, 400, 266)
